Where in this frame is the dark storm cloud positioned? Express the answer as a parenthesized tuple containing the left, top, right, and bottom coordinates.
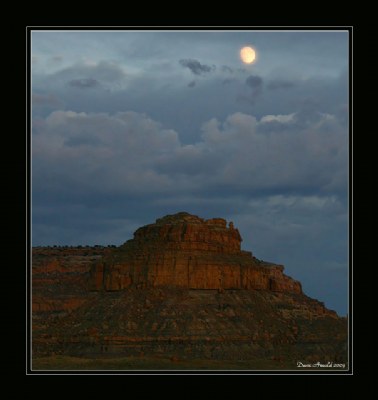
(187, 80, 196, 88)
(267, 80, 295, 90)
(246, 75, 263, 98)
(246, 75, 263, 89)
(236, 75, 264, 105)
(68, 78, 99, 89)
(179, 59, 214, 75)
(33, 109, 347, 200)
(32, 56, 348, 144)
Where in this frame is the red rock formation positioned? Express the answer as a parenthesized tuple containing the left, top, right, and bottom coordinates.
(31, 215, 347, 367)
(90, 212, 302, 294)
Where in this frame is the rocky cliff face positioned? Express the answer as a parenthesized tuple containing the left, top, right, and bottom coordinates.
(90, 212, 302, 294)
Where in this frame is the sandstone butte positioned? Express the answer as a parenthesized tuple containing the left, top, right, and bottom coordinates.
(32, 212, 348, 370)
(91, 212, 302, 293)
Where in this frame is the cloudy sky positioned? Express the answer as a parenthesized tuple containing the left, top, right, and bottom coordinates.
(31, 30, 349, 315)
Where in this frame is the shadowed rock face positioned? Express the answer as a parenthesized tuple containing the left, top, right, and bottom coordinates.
(90, 212, 302, 293)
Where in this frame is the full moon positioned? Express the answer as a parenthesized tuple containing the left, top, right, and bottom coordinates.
(240, 46, 256, 64)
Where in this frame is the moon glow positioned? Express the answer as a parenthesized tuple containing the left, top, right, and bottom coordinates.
(240, 46, 256, 64)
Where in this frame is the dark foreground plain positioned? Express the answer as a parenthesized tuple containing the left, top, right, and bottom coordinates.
(33, 355, 348, 371)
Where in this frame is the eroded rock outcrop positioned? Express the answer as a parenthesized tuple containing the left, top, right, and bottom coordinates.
(90, 212, 302, 293)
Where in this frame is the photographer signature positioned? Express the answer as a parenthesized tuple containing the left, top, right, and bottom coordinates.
(297, 361, 345, 368)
